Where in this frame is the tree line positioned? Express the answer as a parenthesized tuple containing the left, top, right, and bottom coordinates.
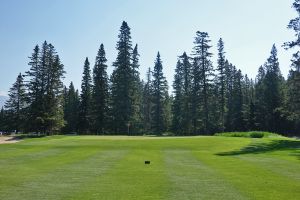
(1, 1, 300, 136)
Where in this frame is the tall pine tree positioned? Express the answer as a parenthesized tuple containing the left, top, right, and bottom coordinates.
(63, 82, 80, 133)
(78, 57, 92, 134)
(5, 73, 26, 133)
(231, 69, 244, 131)
(111, 21, 134, 134)
(216, 38, 226, 132)
(151, 52, 168, 134)
(192, 31, 214, 134)
(263, 44, 283, 132)
(172, 52, 192, 135)
(25, 41, 65, 134)
(92, 44, 109, 134)
(284, 0, 300, 135)
(130, 44, 143, 134)
(172, 60, 183, 134)
(142, 67, 153, 133)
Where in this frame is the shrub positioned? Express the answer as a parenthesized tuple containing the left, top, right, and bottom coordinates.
(215, 131, 281, 138)
(249, 132, 264, 138)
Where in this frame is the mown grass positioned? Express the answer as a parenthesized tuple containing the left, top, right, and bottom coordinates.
(0, 134, 299, 200)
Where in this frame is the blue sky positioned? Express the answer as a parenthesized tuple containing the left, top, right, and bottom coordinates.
(0, 0, 296, 96)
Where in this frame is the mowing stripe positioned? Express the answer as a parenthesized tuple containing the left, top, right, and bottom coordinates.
(194, 153, 300, 200)
(0, 147, 106, 200)
(236, 154, 300, 181)
(164, 149, 249, 200)
(0, 149, 128, 200)
(72, 149, 170, 200)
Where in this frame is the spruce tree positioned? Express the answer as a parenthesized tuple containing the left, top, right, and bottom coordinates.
(163, 91, 172, 132)
(263, 45, 283, 132)
(142, 67, 153, 133)
(63, 82, 80, 133)
(151, 52, 168, 134)
(111, 21, 135, 134)
(254, 66, 267, 130)
(43, 53, 65, 133)
(172, 60, 183, 134)
(92, 44, 109, 134)
(180, 53, 193, 134)
(284, 0, 300, 134)
(231, 69, 244, 131)
(0, 107, 5, 132)
(5, 73, 26, 133)
(210, 74, 221, 132)
(130, 44, 143, 134)
(25, 42, 65, 134)
(172, 52, 193, 135)
(25, 44, 43, 132)
(216, 38, 226, 132)
(242, 75, 255, 130)
(191, 58, 201, 134)
(192, 31, 214, 134)
(224, 62, 237, 131)
(78, 57, 92, 134)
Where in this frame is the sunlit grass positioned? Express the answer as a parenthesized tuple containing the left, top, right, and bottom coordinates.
(0, 135, 299, 200)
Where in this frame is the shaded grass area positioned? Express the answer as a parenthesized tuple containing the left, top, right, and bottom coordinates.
(0, 135, 299, 200)
(216, 139, 300, 159)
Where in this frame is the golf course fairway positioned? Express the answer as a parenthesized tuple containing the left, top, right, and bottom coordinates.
(0, 135, 299, 200)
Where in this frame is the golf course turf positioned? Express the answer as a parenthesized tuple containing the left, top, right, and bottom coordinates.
(0, 135, 299, 200)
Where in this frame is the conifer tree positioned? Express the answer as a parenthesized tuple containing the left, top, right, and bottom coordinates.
(254, 66, 266, 130)
(284, 0, 300, 134)
(92, 44, 109, 134)
(151, 52, 168, 134)
(25, 41, 65, 134)
(172, 52, 193, 135)
(192, 31, 214, 134)
(263, 45, 283, 132)
(180, 53, 193, 134)
(216, 38, 226, 132)
(142, 67, 153, 133)
(111, 21, 135, 134)
(224, 62, 235, 131)
(130, 44, 143, 133)
(172, 60, 183, 134)
(5, 73, 26, 133)
(78, 57, 92, 134)
(231, 69, 244, 131)
(163, 92, 172, 132)
(212, 76, 222, 132)
(43, 52, 65, 133)
(242, 75, 255, 130)
(191, 58, 201, 134)
(64, 82, 80, 133)
(0, 107, 6, 132)
(25, 44, 43, 132)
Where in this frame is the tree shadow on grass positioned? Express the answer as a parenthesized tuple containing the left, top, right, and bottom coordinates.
(216, 139, 300, 160)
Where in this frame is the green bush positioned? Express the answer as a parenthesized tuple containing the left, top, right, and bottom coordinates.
(249, 132, 264, 138)
(215, 131, 281, 138)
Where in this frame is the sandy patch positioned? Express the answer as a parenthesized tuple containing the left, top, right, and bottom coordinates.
(0, 136, 20, 144)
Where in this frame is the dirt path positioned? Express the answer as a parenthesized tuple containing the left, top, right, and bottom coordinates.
(0, 136, 20, 144)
